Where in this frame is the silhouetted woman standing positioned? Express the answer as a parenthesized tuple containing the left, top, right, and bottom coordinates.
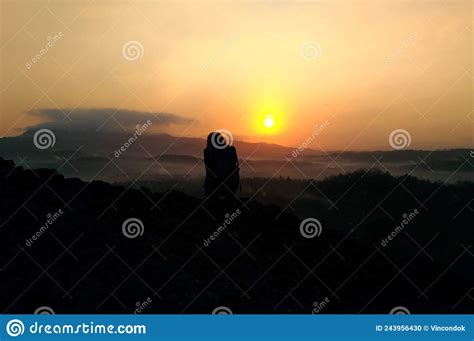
(203, 132, 240, 199)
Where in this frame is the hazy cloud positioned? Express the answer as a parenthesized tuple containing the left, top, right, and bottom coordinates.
(24, 108, 194, 133)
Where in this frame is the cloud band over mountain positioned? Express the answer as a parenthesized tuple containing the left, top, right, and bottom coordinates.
(23, 108, 194, 133)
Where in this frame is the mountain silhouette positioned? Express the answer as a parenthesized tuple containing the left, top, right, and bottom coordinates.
(0, 157, 472, 313)
(0, 130, 317, 160)
(1, 129, 471, 184)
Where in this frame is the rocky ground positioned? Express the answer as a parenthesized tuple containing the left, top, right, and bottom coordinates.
(0, 158, 472, 314)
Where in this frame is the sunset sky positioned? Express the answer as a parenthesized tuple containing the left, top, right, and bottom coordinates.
(1, 0, 472, 151)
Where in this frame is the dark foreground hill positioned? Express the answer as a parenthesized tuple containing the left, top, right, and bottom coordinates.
(0, 158, 472, 314)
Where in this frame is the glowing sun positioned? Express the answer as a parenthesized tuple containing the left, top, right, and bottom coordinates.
(263, 114, 275, 129)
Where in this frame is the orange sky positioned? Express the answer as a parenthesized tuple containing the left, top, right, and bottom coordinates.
(1, 0, 472, 150)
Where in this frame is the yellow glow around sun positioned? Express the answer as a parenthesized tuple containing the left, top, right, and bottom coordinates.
(247, 93, 290, 138)
(251, 98, 286, 136)
(263, 115, 275, 128)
